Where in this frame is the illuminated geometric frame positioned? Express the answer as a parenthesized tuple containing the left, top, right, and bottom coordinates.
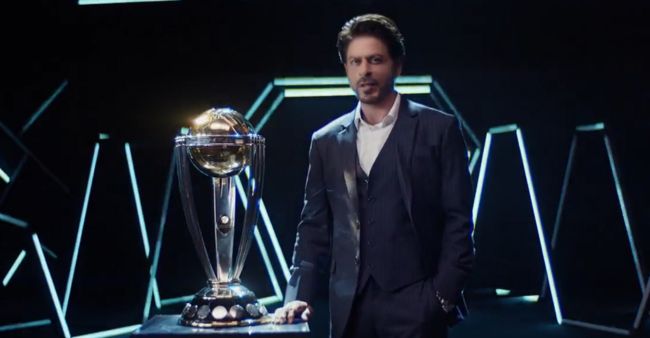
(471, 123, 563, 325)
(548, 122, 646, 336)
(248, 75, 480, 172)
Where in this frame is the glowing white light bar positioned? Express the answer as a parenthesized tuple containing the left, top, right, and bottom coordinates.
(495, 288, 512, 296)
(0, 212, 28, 228)
(0, 319, 51, 333)
(64, 143, 100, 314)
(516, 128, 562, 324)
(72, 324, 141, 338)
(274, 75, 432, 87)
(124, 143, 151, 257)
(3, 250, 26, 287)
(576, 122, 605, 132)
(33, 234, 71, 338)
(284, 85, 430, 98)
(0, 167, 10, 183)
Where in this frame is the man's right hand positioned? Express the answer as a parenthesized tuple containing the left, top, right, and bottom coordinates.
(273, 300, 313, 324)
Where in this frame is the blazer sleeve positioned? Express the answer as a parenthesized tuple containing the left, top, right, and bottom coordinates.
(433, 117, 475, 305)
(284, 133, 332, 304)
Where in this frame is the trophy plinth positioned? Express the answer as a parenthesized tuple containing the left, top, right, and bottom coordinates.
(179, 281, 270, 327)
(175, 107, 267, 328)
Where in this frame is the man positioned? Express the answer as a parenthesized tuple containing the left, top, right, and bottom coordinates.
(274, 14, 474, 338)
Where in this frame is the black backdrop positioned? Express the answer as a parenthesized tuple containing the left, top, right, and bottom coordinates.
(2, 0, 649, 336)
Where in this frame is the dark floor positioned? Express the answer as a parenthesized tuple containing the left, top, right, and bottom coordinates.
(3, 296, 648, 337)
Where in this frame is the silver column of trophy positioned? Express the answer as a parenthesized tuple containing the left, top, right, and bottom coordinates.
(174, 108, 268, 327)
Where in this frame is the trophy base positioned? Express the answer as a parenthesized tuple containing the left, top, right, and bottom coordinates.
(179, 281, 271, 328)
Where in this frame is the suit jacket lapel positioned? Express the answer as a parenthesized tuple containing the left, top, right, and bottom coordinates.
(335, 112, 359, 222)
(394, 99, 418, 225)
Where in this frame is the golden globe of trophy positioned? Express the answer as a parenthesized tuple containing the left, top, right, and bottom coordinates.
(174, 107, 267, 327)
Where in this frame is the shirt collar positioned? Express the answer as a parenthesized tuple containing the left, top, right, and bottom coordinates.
(354, 93, 401, 129)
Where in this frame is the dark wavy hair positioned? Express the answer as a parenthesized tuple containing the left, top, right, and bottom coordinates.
(336, 14, 406, 64)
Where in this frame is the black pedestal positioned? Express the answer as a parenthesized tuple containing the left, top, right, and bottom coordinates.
(132, 315, 310, 337)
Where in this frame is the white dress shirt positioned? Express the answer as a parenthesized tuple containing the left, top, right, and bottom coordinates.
(354, 94, 401, 175)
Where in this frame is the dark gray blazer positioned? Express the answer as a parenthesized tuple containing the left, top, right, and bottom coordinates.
(285, 97, 474, 338)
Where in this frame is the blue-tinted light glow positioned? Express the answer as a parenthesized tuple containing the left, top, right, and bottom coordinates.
(255, 92, 285, 132)
(522, 295, 540, 303)
(245, 82, 274, 120)
(98, 133, 110, 140)
(160, 295, 194, 307)
(3, 250, 27, 287)
(0, 212, 28, 228)
(22, 80, 68, 134)
(235, 176, 284, 303)
(576, 122, 605, 132)
(124, 143, 151, 257)
(64, 143, 100, 314)
(495, 289, 511, 296)
(32, 234, 71, 338)
(516, 128, 562, 324)
(72, 324, 141, 338)
(468, 148, 481, 175)
(0, 167, 10, 183)
(472, 133, 492, 228)
(604, 136, 645, 291)
(489, 124, 518, 134)
(0, 319, 51, 333)
(274, 75, 432, 87)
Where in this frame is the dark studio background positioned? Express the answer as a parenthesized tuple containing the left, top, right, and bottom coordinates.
(1, 0, 649, 337)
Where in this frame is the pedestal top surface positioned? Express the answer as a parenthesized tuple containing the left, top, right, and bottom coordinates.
(132, 315, 310, 337)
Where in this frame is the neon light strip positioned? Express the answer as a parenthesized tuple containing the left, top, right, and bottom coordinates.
(79, 0, 178, 5)
(0, 167, 9, 183)
(274, 75, 432, 87)
(471, 133, 492, 228)
(235, 176, 284, 300)
(283, 85, 430, 98)
(258, 295, 282, 306)
(495, 289, 511, 296)
(489, 124, 518, 134)
(0, 212, 28, 228)
(33, 233, 71, 338)
(255, 92, 285, 132)
(245, 82, 274, 120)
(3, 250, 26, 286)
(562, 319, 631, 335)
(41, 244, 58, 259)
(254, 227, 283, 299)
(160, 295, 193, 306)
(432, 80, 481, 148)
(604, 135, 645, 291)
(516, 128, 562, 324)
(634, 276, 650, 328)
(522, 295, 540, 302)
(0, 319, 51, 333)
(575, 122, 605, 132)
(258, 201, 291, 281)
(63, 143, 100, 315)
(124, 143, 151, 256)
(468, 148, 481, 175)
(143, 158, 175, 319)
(22, 80, 68, 134)
(72, 324, 141, 338)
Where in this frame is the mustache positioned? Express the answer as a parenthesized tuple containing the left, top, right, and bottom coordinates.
(357, 78, 378, 86)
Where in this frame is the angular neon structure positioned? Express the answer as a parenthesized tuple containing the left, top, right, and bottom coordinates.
(472, 124, 562, 325)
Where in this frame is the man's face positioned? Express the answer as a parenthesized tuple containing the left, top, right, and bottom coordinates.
(344, 35, 402, 105)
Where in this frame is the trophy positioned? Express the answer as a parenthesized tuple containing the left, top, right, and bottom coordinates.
(174, 107, 268, 327)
